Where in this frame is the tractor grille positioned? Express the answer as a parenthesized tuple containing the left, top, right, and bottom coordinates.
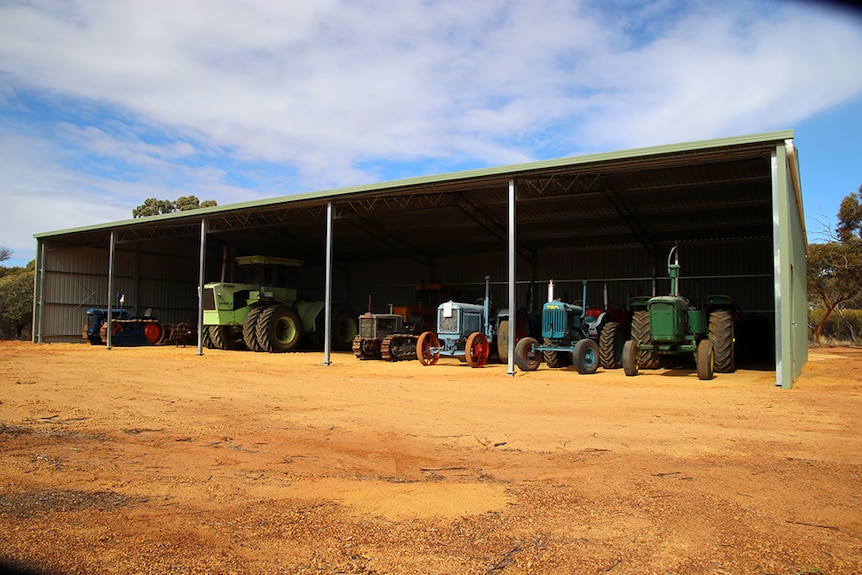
(438, 310, 458, 334)
(543, 307, 568, 339)
(359, 317, 377, 339)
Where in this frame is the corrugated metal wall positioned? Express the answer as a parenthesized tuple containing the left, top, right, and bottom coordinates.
(37, 243, 202, 342)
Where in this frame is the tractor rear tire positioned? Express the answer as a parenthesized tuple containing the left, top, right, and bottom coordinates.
(572, 338, 599, 374)
(332, 309, 359, 351)
(709, 310, 735, 373)
(598, 321, 624, 369)
(496, 315, 527, 364)
(201, 325, 214, 348)
(243, 306, 266, 352)
(631, 311, 659, 369)
(257, 306, 303, 353)
(209, 325, 246, 351)
(497, 319, 510, 363)
(311, 308, 359, 351)
(622, 340, 639, 376)
(543, 338, 571, 368)
(514, 337, 541, 371)
(697, 339, 715, 380)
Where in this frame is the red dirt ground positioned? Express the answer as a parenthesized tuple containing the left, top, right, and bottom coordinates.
(1, 341, 860, 575)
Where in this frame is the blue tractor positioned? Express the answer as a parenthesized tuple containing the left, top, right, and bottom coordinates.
(416, 276, 500, 368)
(512, 280, 606, 374)
(82, 295, 163, 346)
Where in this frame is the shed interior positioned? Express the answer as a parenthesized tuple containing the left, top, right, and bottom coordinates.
(36, 132, 798, 367)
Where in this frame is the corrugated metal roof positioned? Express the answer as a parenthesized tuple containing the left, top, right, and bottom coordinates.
(34, 130, 795, 267)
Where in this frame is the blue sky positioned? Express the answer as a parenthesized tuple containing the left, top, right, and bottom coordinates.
(1, 0, 861, 268)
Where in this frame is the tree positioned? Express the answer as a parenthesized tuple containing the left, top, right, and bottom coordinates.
(175, 195, 218, 211)
(132, 198, 175, 218)
(808, 185, 862, 343)
(132, 196, 218, 218)
(0, 260, 35, 339)
(0, 246, 10, 263)
(837, 184, 862, 242)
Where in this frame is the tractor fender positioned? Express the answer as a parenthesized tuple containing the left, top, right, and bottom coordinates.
(294, 300, 325, 332)
(702, 295, 734, 314)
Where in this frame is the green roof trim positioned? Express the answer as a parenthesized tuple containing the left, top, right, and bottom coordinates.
(35, 129, 795, 239)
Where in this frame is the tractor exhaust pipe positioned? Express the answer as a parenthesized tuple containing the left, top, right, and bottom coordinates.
(547, 279, 555, 302)
(668, 246, 680, 297)
(581, 280, 588, 321)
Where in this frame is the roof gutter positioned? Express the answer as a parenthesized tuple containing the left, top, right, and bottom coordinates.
(784, 138, 807, 249)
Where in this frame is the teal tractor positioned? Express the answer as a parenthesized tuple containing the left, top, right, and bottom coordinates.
(512, 280, 606, 374)
(416, 276, 498, 368)
(621, 247, 735, 380)
(201, 255, 357, 352)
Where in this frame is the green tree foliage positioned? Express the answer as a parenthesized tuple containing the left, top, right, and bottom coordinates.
(133, 195, 218, 218)
(0, 260, 35, 339)
(837, 185, 862, 242)
(808, 185, 862, 344)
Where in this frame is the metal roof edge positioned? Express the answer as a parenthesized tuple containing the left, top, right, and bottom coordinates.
(34, 129, 795, 240)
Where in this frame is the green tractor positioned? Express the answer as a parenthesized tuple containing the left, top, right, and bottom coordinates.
(201, 255, 357, 353)
(622, 247, 735, 380)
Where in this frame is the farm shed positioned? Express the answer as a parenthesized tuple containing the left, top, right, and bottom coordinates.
(32, 130, 807, 388)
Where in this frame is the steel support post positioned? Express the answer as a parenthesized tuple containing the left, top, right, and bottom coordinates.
(507, 178, 516, 377)
(106, 230, 115, 350)
(197, 218, 207, 356)
(323, 201, 334, 366)
(34, 240, 46, 343)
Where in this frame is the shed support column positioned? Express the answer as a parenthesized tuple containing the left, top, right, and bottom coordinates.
(197, 219, 207, 356)
(106, 230, 116, 350)
(507, 178, 516, 377)
(771, 150, 783, 387)
(33, 240, 46, 343)
(323, 201, 334, 366)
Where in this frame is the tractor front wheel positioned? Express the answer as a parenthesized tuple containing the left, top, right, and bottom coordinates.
(209, 325, 246, 351)
(572, 338, 599, 374)
(514, 337, 540, 371)
(697, 339, 715, 380)
(631, 311, 658, 369)
(243, 307, 266, 352)
(257, 306, 303, 353)
(622, 340, 639, 376)
(709, 309, 735, 373)
(416, 331, 440, 366)
(466, 332, 490, 368)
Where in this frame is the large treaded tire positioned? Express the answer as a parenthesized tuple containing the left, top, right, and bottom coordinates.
(257, 306, 303, 353)
(598, 321, 624, 369)
(543, 338, 571, 368)
(697, 339, 715, 380)
(311, 308, 359, 351)
(243, 306, 266, 352)
(709, 310, 735, 373)
(631, 311, 658, 369)
(201, 325, 214, 349)
(209, 325, 246, 351)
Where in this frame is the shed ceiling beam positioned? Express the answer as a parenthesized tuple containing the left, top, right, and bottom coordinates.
(599, 180, 655, 259)
(519, 173, 602, 198)
(453, 192, 532, 263)
(345, 216, 432, 268)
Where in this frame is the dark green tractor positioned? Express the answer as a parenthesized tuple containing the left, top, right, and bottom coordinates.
(622, 247, 735, 380)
